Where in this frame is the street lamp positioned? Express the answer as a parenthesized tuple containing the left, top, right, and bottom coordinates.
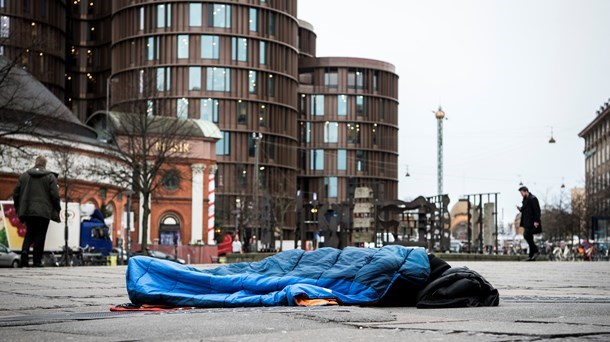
(548, 127, 556, 144)
(252, 132, 263, 251)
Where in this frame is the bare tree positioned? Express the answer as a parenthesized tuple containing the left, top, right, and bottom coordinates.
(51, 142, 85, 265)
(273, 185, 295, 252)
(92, 106, 201, 252)
(540, 189, 585, 244)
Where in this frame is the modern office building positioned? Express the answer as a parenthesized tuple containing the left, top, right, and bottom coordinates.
(0, 0, 399, 248)
(579, 99, 610, 239)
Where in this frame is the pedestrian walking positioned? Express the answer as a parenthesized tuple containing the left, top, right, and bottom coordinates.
(12, 156, 61, 267)
(517, 186, 541, 261)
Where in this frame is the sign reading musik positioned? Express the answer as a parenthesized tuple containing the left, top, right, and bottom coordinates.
(155, 142, 191, 154)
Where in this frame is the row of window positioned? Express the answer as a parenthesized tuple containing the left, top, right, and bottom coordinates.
(301, 122, 379, 145)
(324, 68, 367, 89)
(302, 68, 383, 91)
(231, 170, 337, 198)
(141, 66, 276, 95)
(146, 34, 267, 64)
(308, 94, 368, 116)
(154, 97, 266, 121)
(139, 3, 275, 34)
(309, 149, 369, 172)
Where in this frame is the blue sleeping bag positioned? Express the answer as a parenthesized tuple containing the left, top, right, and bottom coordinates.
(126, 246, 430, 307)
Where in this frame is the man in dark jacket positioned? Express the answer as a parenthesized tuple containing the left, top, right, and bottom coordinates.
(518, 186, 541, 261)
(12, 156, 61, 267)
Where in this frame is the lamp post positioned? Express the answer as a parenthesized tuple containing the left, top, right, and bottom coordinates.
(105, 75, 118, 138)
(252, 132, 263, 251)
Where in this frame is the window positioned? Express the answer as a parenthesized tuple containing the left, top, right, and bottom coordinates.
(237, 100, 247, 124)
(147, 100, 154, 116)
(249, 8, 257, 32)
(146, 36, 159, 60)
(324, 68, 338, 88)
(207, 67, 231, 91)
(157, 4, 171, 28)
(324, 122, 338, 143)
(325, 177, 338, 198)
(337, 150, 347, 170)
(347, 123, 360, 144)
(311, 95, 324, 116)
(268, 12, 276, 35)
(248, 135, 255, 157)
(310, 149, 324, 170)
(162, 170, 180, 190)
(258, 167, 266, 189)
(40, 0, 47, 18)
(209, 4, 231, 28)
(373, 71, 379, 91)
(356, 96, 365, 116)
(338, 95, 347, 116)
(299, 94, 306, 115)
(138, 6, 144, 30)
(268, 74, 275, 97)
(348, 69, 365, 89)
(248, 70, 257, 93)
(299, 150, 306, 171)
(189, 3, 202, 27)
(237, 164, 248, 187)
(201, 98, 218, 122)
(22, 0, 30, 13)
(259, 104, 268, 127)
(189, 67, 201, 90)
(156, 67, 170, 91)
(216, 131, 230, 155)
(139, 69, 144, 93)
(201, 35, 219, 59)
(356, 150, 366, 171)
(266, 135, 275, 160)
(177, 98, 189, 119)
(231, 37, 248, 61)
(0, 16, 9, 38)
(306, 122, 311, 143)
(259, 41, 266, 65)
(177, 35, 189, 59)
(372, 124, 378, 145)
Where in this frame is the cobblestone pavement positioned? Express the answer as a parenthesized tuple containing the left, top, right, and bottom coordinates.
(0, 260, 609, 341)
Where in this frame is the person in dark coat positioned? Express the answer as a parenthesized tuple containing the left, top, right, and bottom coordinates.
(12, 156, 61, 267)
(517, 186, 541, 261)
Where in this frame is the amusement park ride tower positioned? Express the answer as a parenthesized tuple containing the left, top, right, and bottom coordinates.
(434, 107, 446, 195)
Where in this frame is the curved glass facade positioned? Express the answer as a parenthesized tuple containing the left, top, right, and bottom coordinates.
(297, 57, 399, 205)
(111, 1, 300, 236)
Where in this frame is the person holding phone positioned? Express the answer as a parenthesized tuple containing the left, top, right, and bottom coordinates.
(517, 186, 542, 261)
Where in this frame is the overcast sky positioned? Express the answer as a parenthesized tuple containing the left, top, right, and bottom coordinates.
(298, 0, 610, 225)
